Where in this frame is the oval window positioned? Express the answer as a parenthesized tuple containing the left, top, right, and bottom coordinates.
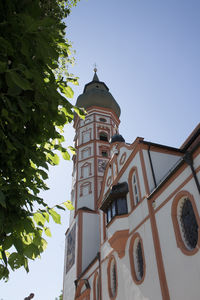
(178, 197, 198, 250)
(99, 117, 107, 122)
(107, 257, 117, 299)
(129, 234, 145, 284)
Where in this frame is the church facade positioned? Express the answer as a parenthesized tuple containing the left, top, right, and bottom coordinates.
(63, 71, 200, 300)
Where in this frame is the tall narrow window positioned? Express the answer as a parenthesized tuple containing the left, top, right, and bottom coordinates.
(136, 241, 144, 280)
(107, 257, 117, 299)
(111, 262, 117, 297)
(132, 172, 139, 204)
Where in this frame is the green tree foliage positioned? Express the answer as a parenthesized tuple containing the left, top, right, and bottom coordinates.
(0, 0, 84, 280)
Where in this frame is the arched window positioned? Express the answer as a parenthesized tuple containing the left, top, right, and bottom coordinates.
(128, 167, 141, 209)
(129, 233, 145, 284)
(172, 191, 200, 255)
(99, 132, 108, 142)
(75, 279, 91, 300)
(107, 256, 117, 299)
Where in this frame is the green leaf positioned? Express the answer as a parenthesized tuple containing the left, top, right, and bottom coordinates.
(62, 151, 70, 160)
(0, 191, 6, 208)
(2, 235, 13, 250)
(8, 253, 24, 270)
(1, 251, 7, 266)
(0, 62, 7, 73)
(63, 201, 74, 211)
(49, 209, 61, 224)
(23, 244, 40, 260)
(73, 106, 86, 119)
(0, 264, 9, 280)
(42, 212, 49, 223)
(33, 212, 46, 226)
(68, 146, 76, 155)
(38, 238, 47, 252)
(44, 227, 51, 237)
(64, 86, 74, 98)
(56, 205, 65, 211)
(47, 153, 60, 165)
(8, 71, 33, 90)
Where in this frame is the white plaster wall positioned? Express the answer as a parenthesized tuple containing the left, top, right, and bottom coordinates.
(95, 113, 110, 123)
(77, 178, 94, 210)
(82, 213, 100, 272)
(78, 124, 93, 145)
(193, 152, 200, 170)
(155, 165, 192, 209)
(78, 158, 94, 180)
(150, 151, 181, 186)
(115, 222, 162, 300)
(101, 219, 162, 300)
(83, 260, 99, 280)
(79, 113, 94, 127)
(117, 147, 132, 173)
(107, 217, 129, 240)
(120, 151, 146, 200)
(128, 199, 149, 233)
(96, 124, 112, 140)
(78, 144, 94, 161)
(103, 166, 112, 196)
(156, 179, 200, 300)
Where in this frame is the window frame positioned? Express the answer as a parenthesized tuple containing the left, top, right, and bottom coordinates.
(93, 272, 99, 300)
(129, 233, 146, 285)
(171, 190, 200, 256)
(107, 256, 118, 300)
(128, 167, 142, 210)
(106, 196, 128, 224)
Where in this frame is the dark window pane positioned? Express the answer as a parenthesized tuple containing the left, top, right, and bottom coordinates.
(99, 132, 108, 141)
(134, 185, 137, 195)
(117, 197, 128, 215)
(181, 198, 198, 249)
(112, 201, 116, 217)
(100, 118, 106, 122)
(107, 207, 112, 223)
(112, 263, 117, 296)
(136, 241, 143, 280)
(102, 151, 108, 157)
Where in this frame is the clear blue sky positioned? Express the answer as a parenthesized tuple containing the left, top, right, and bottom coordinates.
(1, 0, 200, 299)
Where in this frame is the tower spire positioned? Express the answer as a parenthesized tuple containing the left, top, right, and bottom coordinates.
(93, 64, 99, 81)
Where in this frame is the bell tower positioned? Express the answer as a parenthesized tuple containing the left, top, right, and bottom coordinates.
(63, 70, 121, 300)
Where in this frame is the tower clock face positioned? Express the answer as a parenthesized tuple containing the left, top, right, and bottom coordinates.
(98, 159, 107, 172)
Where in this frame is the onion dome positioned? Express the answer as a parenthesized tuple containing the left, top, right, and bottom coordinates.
(110, 133, 125, 144)
(75, 69, 121, 118)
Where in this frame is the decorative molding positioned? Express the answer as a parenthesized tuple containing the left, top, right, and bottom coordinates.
(108, 230, 129, 258)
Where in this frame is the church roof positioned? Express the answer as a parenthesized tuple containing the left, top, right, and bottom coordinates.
(110, 133, 125, 144)
(75, 70, 121, 117)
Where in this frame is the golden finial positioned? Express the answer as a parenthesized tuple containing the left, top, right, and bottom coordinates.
(94, 63, 97, 73)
